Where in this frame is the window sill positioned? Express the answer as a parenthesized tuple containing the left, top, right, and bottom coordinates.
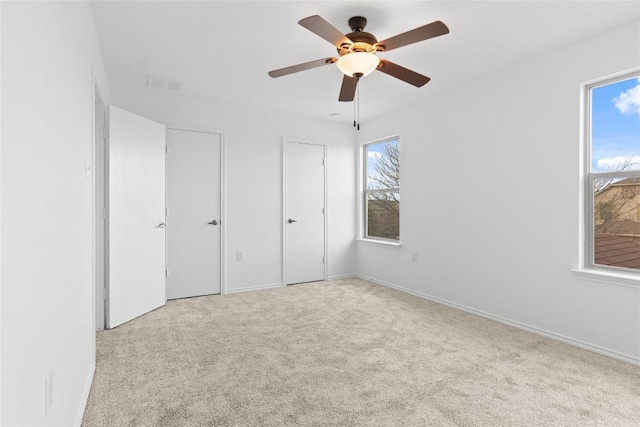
(356, 238, 402, 248)
(571, 268, 639, 289)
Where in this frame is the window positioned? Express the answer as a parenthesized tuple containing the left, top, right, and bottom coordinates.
(364, 137, 400, 241)
(586, 72, 640, 273)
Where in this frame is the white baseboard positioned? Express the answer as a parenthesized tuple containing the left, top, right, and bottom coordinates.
(328, 274, 356, 280)
(225, 277, 359, 294)
(74, 363, 95, 426)
(356, 274, 640, 367)
(224, 282, 283, 294)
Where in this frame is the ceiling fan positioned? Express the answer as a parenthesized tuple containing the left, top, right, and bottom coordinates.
(268, 15, 449, 102)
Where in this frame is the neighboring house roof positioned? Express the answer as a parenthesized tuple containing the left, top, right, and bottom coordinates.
(610, 177, 640, 186)
(595, 177, 640, 197)
(594, 233, 640, 269)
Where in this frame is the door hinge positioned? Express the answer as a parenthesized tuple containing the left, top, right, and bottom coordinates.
(103, 288, 108, 300)
(322, 158, 325, 166)
(165, 207, 168, 216)
(322, 207, 325, 214)
(102, 126, 108, 138)
(322, 256, 325, 264)
(165, 269, 168, 278)
(103, 207, 108, 219)
(165, 145, 168, 154)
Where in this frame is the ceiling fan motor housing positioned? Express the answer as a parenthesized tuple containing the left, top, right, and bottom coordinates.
(338, 16, 378, 57)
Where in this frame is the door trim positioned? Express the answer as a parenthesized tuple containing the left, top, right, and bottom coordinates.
(93, 80, 106, 331)
(165, 123, 226, 295)
(282, 137, 328, 286)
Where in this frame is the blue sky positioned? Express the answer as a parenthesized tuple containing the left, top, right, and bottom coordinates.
(366, 138, 399, 190)
(592, 76, 640, 171)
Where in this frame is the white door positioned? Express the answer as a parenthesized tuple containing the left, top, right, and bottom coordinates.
(166, 128, 222, 299)
(284, 140, 326, 285)
(108, 106, 166, 328)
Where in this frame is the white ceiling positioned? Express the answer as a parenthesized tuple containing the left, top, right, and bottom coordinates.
(91, 1, 640, 124)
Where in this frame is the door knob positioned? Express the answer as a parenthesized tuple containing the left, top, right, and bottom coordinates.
(208, 220, 219, 226)
(287, 218, 297, 224)
(156, 222, 166, 228)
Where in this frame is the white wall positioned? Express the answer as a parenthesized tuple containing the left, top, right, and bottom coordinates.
(1, 2, 108, 425)
(0, 2, 3, 422)
(111, 89, 356, 292)
(356, 21, 640, 363)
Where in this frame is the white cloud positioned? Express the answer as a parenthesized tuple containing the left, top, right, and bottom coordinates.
(613, 78, 640, 118)
(367, 151, 382, 159)
(596, 155, 640, 171)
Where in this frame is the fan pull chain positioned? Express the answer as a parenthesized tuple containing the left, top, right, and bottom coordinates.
(353, 89, 357, 128)
(353, 76, 361, 131)
(357, 81, 360, 131)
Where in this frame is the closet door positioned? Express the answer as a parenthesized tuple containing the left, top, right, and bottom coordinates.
(166, 128, 222, 299)
(108, 106, 166, 327)
(284, 140, 326, 285)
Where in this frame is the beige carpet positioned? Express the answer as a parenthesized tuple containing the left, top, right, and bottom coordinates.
(82, 278, 640, 426)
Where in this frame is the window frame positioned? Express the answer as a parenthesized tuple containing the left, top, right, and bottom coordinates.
(362, 135, 401, 243)
(583, 69, 640, 278)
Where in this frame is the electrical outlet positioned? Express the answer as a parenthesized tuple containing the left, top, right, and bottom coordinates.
(45, 370, 53, 414)
(236, 250, 244, 261)
(411, 252, 418, 262)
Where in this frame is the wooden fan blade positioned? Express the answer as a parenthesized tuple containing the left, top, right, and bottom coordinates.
(377, 60, 431, 87)
(339, 75, 358, 102)
(299, 15, 352, 48)
(268, 57, 337, 78)
(375, 20, 449, 52)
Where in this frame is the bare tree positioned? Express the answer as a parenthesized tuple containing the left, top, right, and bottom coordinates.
(368, 141, 399, 190)
(367, 141, 400, 239)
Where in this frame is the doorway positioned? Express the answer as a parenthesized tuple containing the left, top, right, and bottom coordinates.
(94, 84, 106, 330)
(166, 127, 223, 299)
(283, 139, 327, 285)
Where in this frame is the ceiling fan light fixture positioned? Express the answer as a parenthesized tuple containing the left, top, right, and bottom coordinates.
(336, 52, 379, 78)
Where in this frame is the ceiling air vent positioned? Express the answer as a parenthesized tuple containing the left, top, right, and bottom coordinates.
(147, 75, 186, 91)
